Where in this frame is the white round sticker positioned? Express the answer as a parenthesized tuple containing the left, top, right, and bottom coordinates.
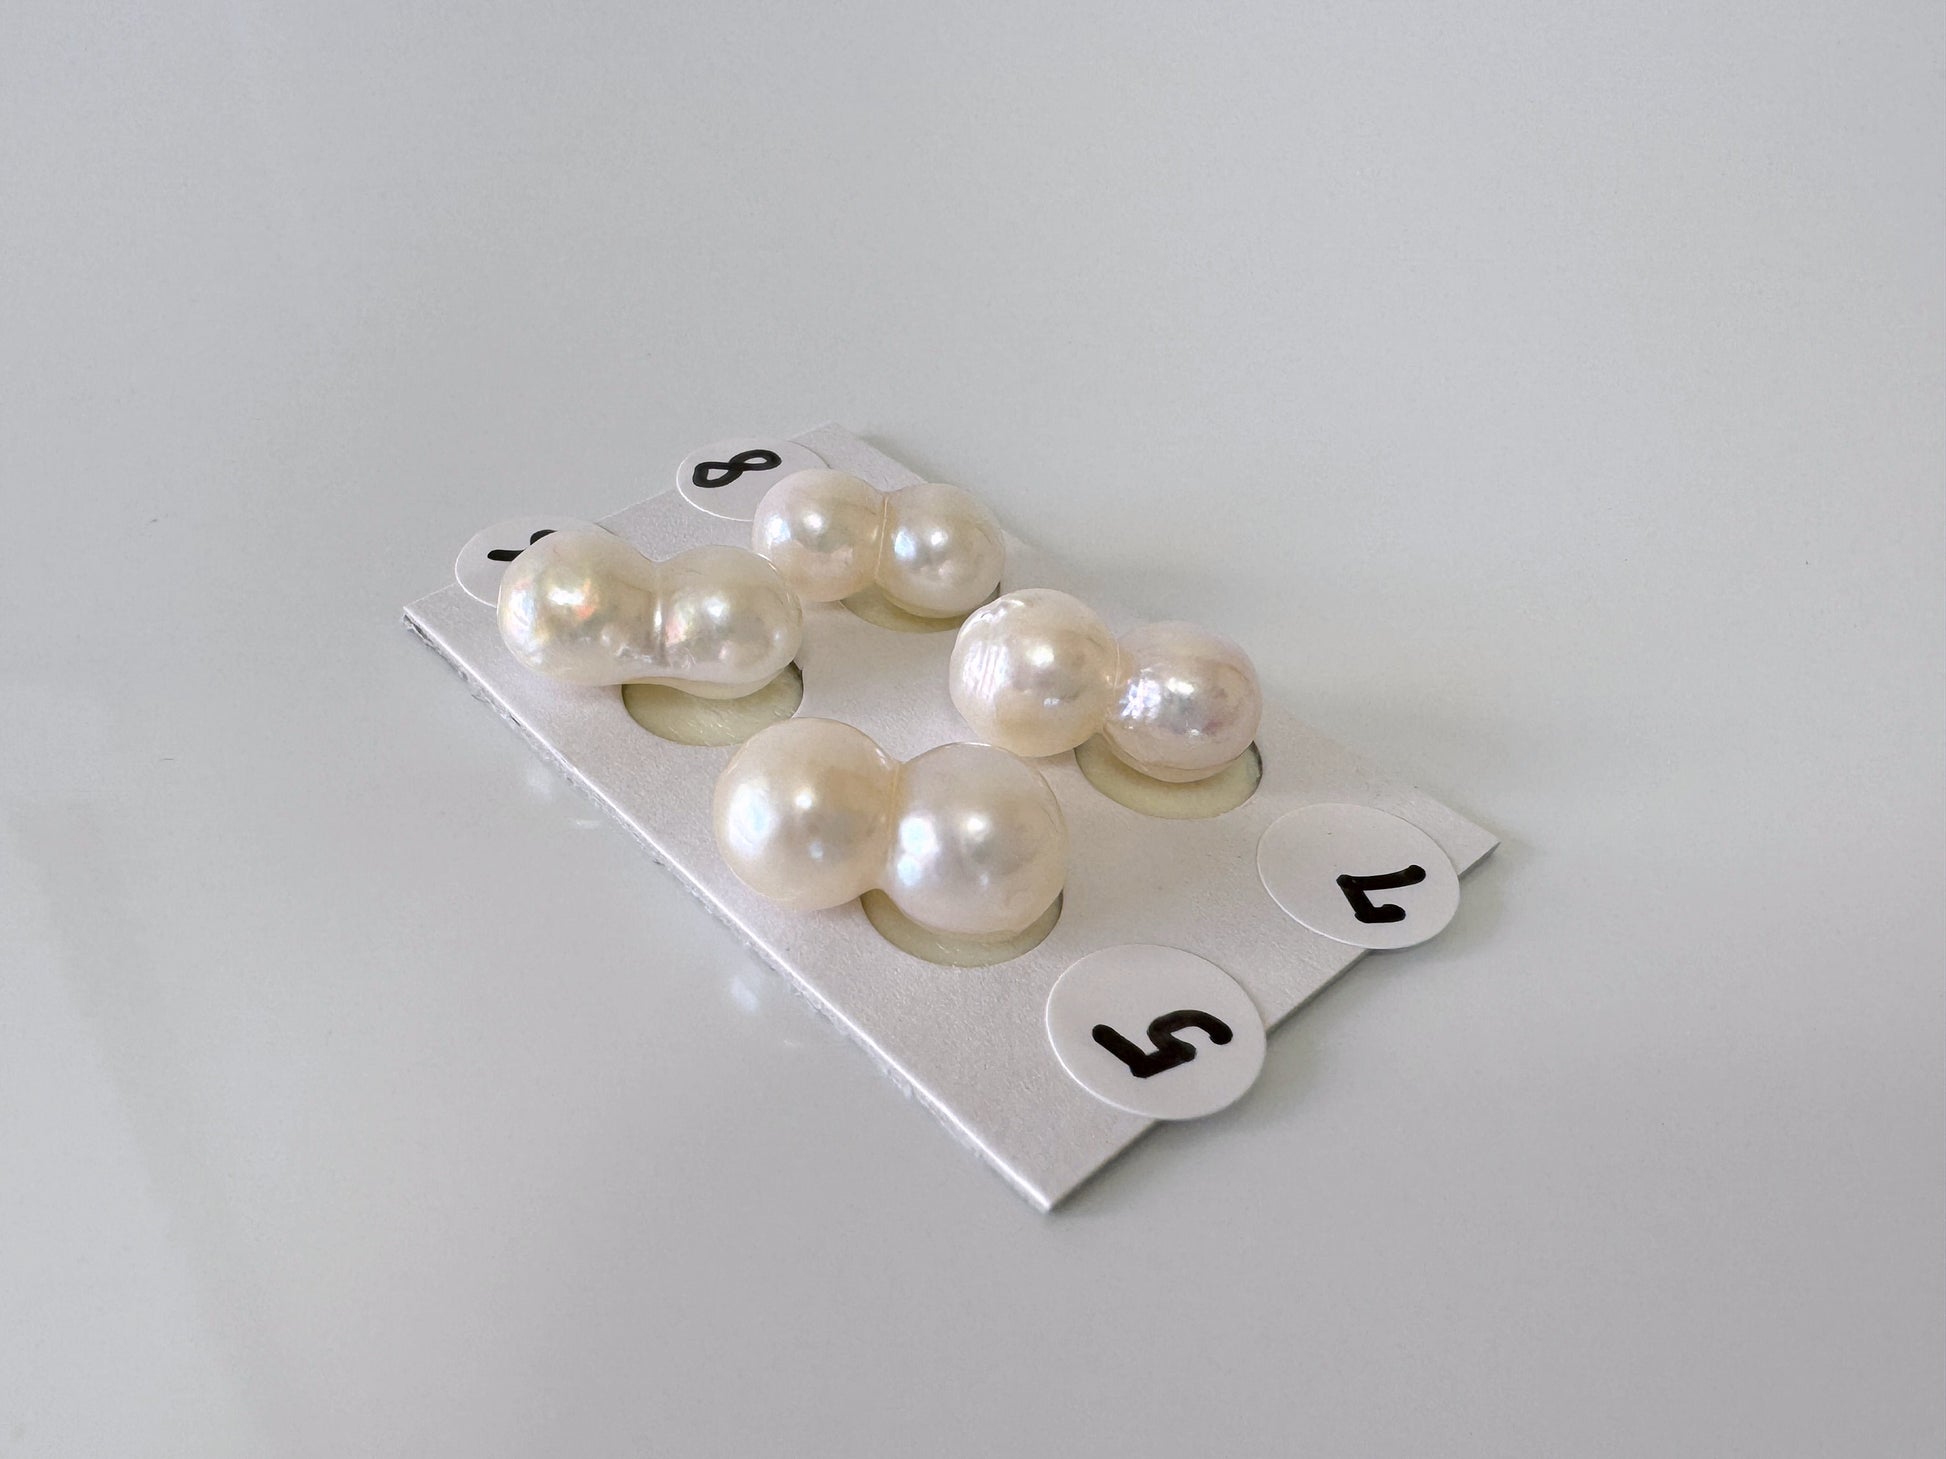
(675, 437, 827, 521)
(1045, 946, 1267, 1120)
(453, 517, 603, 607)
(1257, 802, 1461, 950)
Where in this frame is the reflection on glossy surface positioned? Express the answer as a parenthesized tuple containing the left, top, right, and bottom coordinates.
(712, 720, 1066, 938)
(497, 531, 801, 698)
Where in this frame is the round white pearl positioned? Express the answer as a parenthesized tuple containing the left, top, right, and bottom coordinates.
(884, 741, 1067, 938)
(948, 589, 1119, 758)
(877, 482, 1005, 618)
(712, 719, 897, 911)
(1103, 621, 1262, 782)
(498, 531, 801, 699)
(749, 469, 882, 603)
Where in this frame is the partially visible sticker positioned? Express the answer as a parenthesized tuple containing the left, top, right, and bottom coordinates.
(1257, 802, 1461, 949)
(454, 517, 602, 606)
(1046, 945, 1267, 1120)
(676, 437, 826, 522)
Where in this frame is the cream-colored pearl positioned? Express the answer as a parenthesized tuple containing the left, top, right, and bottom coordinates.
(748, 469, 881, 602)
(884, 741, 1068, 938)
(751, 471, 1005, 618)
(948, 589, 1119, 758)
(877, 482, 1006, 618)
(949, 598, 1264, 783)
(711, 719, 897, 911)
(498, 530, 801, 699)
(1103, 621, 1262, 782)
(711, 720, 1067, 938)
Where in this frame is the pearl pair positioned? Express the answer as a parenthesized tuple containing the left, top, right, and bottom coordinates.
(752, 470, 1004, 619)
(748, 470, 1264, 785)
(494, 473, 1263, 943)
(713, 719, 1067, 939)
(497, 530, 801, 699)
(497, 462, 1006, 697)
(949, 589, 1262, 783)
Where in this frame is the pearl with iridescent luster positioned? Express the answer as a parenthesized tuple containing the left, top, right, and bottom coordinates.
(947, 589, 1119, 758)
(710, 718, 898, 912)
(949, 589, 1262, 783)
(751, 469, 1005, 618)
(1103, 620, 1261, 783)
(712, 719, 1067, 938)
(497, 530, 801, 699)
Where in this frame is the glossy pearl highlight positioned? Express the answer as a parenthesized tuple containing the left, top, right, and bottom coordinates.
(751, 470, 1005, 618)
(711, 719, 897, 911)
(948, 590, 1119, 758)
(883, 741, 1068, 938)
(1104, 621, 1261, 783)
(712, 719, 1067, 938)
(949, 593, 1263, 783)
(498, 530, 801, 699)
(746, 469, 882, 603)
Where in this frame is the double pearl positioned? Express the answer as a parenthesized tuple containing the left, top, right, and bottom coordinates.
(713, 719, 1067, 939)
(948, 589, 1262, 782)
(498, 486, 1254, 939)
(751, 470, 1005, 618)
(498, 530, 801, 699)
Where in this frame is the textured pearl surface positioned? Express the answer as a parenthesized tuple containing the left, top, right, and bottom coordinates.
(751, 470, 1005, 618)
(748, 469, 882, 602)
(1104, 621, 1262, 782)
(498, 530, 801, 699)
(877, 481, 1006, 617)
(949, 595, 1264, 783)
(884, 741, 1068, 938)
(712, 719, 1067, 938)
(948, 589, 1119, 758)
(712, 718, 897, 911)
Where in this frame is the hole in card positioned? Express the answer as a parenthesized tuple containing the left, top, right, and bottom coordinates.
(1073, 737, 1261, 819)
(839, 584, 1001, 635)
(621, 663, 804, 747)
(861, 890, 1063, 968)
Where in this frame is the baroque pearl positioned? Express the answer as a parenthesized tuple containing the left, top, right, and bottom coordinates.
(948, 592, 1263, 783)
(883, 741, 1068, 938)
(1104, 621, 1261, 782)
(751, 470, 1005, 618)
(712, 719, 1067, 938)
(498, 530, 801, 699)
(948, 589, 1119, 758)
(711, 718, 897, 911)
(746, 469, 881, 603)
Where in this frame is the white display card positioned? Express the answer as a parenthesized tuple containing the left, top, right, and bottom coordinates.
(403, 424, 1499, 1210)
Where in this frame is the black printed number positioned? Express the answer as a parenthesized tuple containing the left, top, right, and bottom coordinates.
(1092, 1010, 1234, 1079)
(486, 528, 556, 563)
(1335, 865, 1427, 924)
(690, 448, 781, 490)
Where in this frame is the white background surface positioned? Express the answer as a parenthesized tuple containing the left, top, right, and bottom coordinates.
(3, 2, 1941, 1455)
